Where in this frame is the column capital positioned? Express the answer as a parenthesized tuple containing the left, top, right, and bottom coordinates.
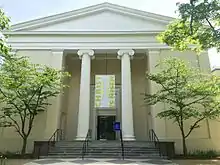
(117, 49, 134, 59)
(77, 49, 94, 59)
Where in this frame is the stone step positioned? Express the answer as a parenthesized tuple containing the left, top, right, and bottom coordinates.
(55, 144, 156, 148)
(49, 148, 159, 152)
(43, 154, 162, 159)
(52, 146, 156, 149)
(49, 152, 159, 155)
(55, 143, 155, 146)
(56, 141, 155, 145)
(50, 146, 159, 150)
(45, 140, 162, 160)
(49, 150, 159, 154)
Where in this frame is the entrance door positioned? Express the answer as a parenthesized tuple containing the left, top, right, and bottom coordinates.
(97, 116, 116, 140)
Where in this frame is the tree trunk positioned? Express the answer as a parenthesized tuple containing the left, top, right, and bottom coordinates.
(180, 126, 187, 157)
(182, 137, 187, 157)
(21, 137, 27, 155)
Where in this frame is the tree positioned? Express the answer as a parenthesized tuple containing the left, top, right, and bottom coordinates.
(0, 8, 11, 55)
(0, 54, 70, 154)
(158, 0, 220, 52)
(145, 57, 220, 156)
(0, 8, 70, 154)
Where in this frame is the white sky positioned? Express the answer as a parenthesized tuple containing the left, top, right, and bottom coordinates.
(1, 0, 188, 24)
(0, 0, 219, 68)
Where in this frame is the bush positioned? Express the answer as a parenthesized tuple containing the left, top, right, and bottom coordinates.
(188, 150, 219, 159)
(0, 153, 7, 165)
(0, 151, 33, 159)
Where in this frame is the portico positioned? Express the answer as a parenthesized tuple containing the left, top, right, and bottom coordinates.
(60, 49, 152, 141)
(75, 49, 136, 140)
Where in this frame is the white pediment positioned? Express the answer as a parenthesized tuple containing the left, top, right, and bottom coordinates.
(25, 11, 168, 31)
(11, 3, 174, 32)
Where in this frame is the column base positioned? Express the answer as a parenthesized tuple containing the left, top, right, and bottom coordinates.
(123, 135, 136, 141)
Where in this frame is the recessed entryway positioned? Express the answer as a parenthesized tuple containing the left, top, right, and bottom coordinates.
(97, 115, 116, 140)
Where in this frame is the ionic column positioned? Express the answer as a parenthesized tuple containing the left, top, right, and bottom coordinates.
(117, 49, 135, 140)
(76, 49, 94, 140)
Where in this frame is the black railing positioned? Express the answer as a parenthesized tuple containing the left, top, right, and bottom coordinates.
(82, 129, 92, 160)
(47, 129, 63, 155)
(119, 130, 125, 160)
(149, 129, 162, 157)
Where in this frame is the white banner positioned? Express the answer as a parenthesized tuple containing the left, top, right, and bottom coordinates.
(95, 75, 115, 108)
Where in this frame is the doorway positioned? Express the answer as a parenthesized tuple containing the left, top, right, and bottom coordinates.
(97, 116, 116, 140)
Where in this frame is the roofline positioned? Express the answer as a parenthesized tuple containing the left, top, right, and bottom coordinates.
(11, 2, 175, 31)
(11, 3, 106, 28)
(211, 67, 220, 72)
(4, 30, 163, 35)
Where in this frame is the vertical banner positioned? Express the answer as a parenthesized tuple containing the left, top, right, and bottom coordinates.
(95, 75, 115, 108)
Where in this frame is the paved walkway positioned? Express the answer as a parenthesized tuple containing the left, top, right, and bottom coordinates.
(24, 159, 177, 165)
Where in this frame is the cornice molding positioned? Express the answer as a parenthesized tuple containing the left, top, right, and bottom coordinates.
(8, 42, 169, 50)
(4, 30, 163, 35)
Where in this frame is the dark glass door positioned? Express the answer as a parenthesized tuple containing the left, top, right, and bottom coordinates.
(97, 116, 116, 140)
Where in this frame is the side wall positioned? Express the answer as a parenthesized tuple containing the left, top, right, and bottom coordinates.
(0, 50, 63, 153)
(150, 50, 220, 154)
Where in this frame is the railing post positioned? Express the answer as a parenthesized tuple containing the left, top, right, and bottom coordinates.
(149, 129, 162, 158)
(81, 129, 91, 160)
(120, 130, 124, 160)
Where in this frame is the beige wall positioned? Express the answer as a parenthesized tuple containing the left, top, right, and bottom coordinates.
(0, 50, 63, 153)
(149, 50, 220, 154)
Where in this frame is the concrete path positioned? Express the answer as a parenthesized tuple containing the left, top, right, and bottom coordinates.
(24, 159, 177, 165)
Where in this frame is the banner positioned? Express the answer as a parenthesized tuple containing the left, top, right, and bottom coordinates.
(95, 75, 115, 108)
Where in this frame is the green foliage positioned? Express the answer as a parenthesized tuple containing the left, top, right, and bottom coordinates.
(158, 0, 220, 52)
(1, 151, 33, 159)
(188, 149, 219, 158)
(0, 7, 71, 154)
(145, 57, 220, 155)
(0, 55, 70, 154)
(0, 153, 6, 165)
(0, 8, 10, 56)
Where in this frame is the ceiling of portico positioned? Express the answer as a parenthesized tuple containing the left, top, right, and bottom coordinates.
(11, 3, 174, 32)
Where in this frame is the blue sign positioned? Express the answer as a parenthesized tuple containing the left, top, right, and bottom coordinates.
(113, 122, 121, 131)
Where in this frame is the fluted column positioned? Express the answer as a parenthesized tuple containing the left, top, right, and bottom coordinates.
(76, 49, 94, 140)
(117, 49, 135, 140)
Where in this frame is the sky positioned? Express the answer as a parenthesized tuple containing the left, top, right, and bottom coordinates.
(1, 0, 188, 24)
(0, 0, 219, 67)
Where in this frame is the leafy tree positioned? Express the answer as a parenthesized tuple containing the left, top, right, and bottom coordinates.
(0, 8, 11, 56)
(145, 57, 220, 156)
(0, 8, 70, 154)
(158, 0, 220, 52)
(0, 54, 70, 154)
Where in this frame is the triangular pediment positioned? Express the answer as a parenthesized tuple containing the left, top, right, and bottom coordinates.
(11, 3, 174, 32)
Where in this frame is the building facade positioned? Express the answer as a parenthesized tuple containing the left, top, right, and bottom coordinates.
(1, 3, 219, 154)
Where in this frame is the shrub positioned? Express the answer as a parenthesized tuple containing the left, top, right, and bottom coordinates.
(188, 149, 219, 158)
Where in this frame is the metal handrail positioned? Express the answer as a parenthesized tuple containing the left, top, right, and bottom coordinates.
(82, 129, 91, 160)
(47, 129, 63, 155)
(149, 129, 162, 157)
(119, 130, 125, 160)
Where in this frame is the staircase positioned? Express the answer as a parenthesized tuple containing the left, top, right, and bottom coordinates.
(43, 140, 163, 159)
